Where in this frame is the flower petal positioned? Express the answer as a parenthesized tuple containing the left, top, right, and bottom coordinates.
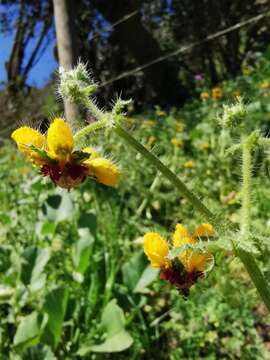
(183, 251, 213, 273)
(84, 157, 120, 186)
(82, 147, 100, 159)
(144, 232, 170, 269)
(193, 223, 214, 238)
(47, 118, 73, 163)
(11, 127, 45, 164)
(173, 224, 194, 247)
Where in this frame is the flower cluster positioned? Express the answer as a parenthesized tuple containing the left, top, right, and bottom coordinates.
(144, 223, 214, 294)
(11, 118, 120, 190)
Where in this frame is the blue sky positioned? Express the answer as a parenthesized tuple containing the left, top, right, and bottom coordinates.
(0, 26, 57, 88)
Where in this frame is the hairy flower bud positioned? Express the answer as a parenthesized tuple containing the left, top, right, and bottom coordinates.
(58, 62, 97, 103)
(219, 97, 247, 129)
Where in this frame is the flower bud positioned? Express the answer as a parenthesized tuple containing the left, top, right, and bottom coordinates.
(58, 62, 97, 103)
(219, 97, 247, 129)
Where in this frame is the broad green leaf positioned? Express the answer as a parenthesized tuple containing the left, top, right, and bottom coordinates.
(84, 331, 133, 353)
(72, 228, 94, 275)
(56, 193, 74, 222)
(42, 193, 74, 223)
(78, 299, 133, 355)
(42, 287, 68, 349)
(78, 211, 97, 236)
(134, 265, 159, 293)
(21, 247, 50, 290)
(22, 344, 56, 360)
(101, 299, 125, 337)
(122, 251, 148, 291)
(13, 312, 47, 351)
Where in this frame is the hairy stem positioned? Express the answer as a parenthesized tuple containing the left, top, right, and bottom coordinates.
(74, 119, 108, 146)
(241, 141, 251, 236)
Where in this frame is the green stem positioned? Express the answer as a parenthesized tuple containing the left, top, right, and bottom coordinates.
(74, 119, 108, 146)
(241, 141, 251, 236)
(114, 125, 270, 312)
(114, 125, 217, 226)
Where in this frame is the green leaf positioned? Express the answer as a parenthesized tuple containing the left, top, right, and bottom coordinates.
(21, 247, 50, 290)
(90, 331, 133, 353)
(72, 228, 94, 276)
(78, 299, 133, 355)
(13, 312, 47, 351)
(133, 265, 159, 293)
(122, 251, 148, 291)
(43, 193, 74, 223)
(56, 193, 74, 222)
(42, 287, 69, 349)
(22, 345, 57, 360)
(78, 211, 97, 236)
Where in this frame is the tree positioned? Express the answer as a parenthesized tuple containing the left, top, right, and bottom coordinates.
(52, 0, 79, 125)
(2, 0, 53, 94)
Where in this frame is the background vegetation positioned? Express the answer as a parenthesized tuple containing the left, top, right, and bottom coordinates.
(1, 1, 270, 359)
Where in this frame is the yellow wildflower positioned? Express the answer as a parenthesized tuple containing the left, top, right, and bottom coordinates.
(127, 117, 135, 126)
(11, 118, 120, 189)
(155, 110, 166, 117)
(260, 81, 269, 89)
(184, 160, 194, 168)
(143, 223, 214, 292)
(200, 92, 210, 100)
(173, 224, 213, 273)
(147, 136, 156, 147)
(242, 67, 251, 76)
(127, 104, 134, 113)
(212, 87, 223, 99)
(171, 138, 183, 147)
(142, 120, 155, 128)
(143, 232, 171, 269)
(175, 122, 185, 132)
(200, 142, 210, 150)
(232, 89, 241, 98)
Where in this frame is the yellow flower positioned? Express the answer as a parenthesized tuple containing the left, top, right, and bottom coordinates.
(200, 92, 209, 100)
(171, 138, 183, 147)
(143, 232, 170, 269)
(175, 121, 185, 132)
(260, 81, 269, 89)
(144, 224, 213, 274)
(232, 89, 241, 97)
(193, 223, 214, 237)
(147, 136, 156, 147)
(127, 117, 135, 126)
(200, 142, 210, 150)
(142, 120, 155, 128)
(11, 118, 120, 189)
(242, 67, 251, 76)
(212, 87, 223, 99)
(155, 110, 166, 117)
(173, 224, 213, 273)
(184, 160, 194, 168)
(127, 104, 134, 113)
